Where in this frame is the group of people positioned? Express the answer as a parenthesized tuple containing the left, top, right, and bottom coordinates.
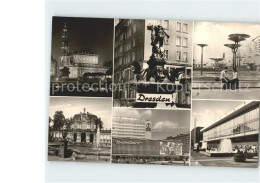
(220, 67, 239, 90)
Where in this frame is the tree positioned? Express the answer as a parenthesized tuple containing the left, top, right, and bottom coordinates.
(51, 56, 57, 64)
(94, 117, 103, 130)
(49, 117, 53, 128)
(52, 111, 65, 130)
(60, 67, 70, 77)
(104, 60, 113, 76)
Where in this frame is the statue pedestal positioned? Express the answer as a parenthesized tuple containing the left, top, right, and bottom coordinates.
(58, 140, 69, 158)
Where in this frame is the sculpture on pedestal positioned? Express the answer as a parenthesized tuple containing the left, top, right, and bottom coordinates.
(132, 24, 175, 82)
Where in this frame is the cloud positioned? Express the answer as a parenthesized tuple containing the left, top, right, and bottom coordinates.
(140, 110, 152, 119)
(49, 103, 72, 110)
(192, 108, 225, 128)
(153, 121, 184, 131)
(194, 22, 260, 65)
(112, 109, 140, 118)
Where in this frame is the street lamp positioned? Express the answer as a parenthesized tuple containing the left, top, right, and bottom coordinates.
(224, 34, 250, 70)
(224, 44, 241, 70)
(197, 44, 208, 75)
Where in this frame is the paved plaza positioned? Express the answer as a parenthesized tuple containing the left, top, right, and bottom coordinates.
(190, 151, 258, 168)
(192, 88, 260, 100)
(48, 145, 111, 162)
(193, 70, 260, 81)
(192, 70, 260, 100)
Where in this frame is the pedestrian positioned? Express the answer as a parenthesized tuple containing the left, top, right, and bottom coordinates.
(176, 71, 186, 106)
(178, 71, 185, 85)
(220, 67, 230, 89)
(231, 68, 239, 90)
(196, 144, 200, 153)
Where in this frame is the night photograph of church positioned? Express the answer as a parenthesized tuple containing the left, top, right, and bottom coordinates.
(48, 97, 112, 162)
(50, 17, 114, 97)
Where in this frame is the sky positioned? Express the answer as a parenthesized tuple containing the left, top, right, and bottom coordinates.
(49, 97, 112, 129)
(51, 17, 114, 65)
(192, 100, 246, 130)
(113, 109, 190, 140)
(193, 22, 260, 65)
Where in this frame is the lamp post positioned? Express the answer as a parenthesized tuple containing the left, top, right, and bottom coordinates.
(197, 44, 208, 75)
(224, 44, 241, 70)
(224, 34, 250, 70)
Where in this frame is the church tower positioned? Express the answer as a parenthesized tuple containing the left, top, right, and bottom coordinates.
(61, 22, 69, 56)
(59, 22, 72, 73)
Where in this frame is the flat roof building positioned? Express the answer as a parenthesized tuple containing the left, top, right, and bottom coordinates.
(201, 101, 259, 154)
(112, 116, 152, 139)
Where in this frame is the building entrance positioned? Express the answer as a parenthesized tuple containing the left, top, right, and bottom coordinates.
(90, 134, 94, 143)
(73, 133, 77, 142)
(81, 133, 86, 142)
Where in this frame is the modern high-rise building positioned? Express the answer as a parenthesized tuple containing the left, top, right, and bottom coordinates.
(112, 116, 152, 139)
(191, 126, 204, 148)
(201, 101, 259, 155)
(244, 36, 260, 70)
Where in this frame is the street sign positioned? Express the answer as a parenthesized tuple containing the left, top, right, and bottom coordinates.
(136, 93, 174, 103)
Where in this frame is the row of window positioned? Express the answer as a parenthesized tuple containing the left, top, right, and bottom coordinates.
(117, 52, 136, 66)
(176, 37, 188, 47)
(115, 20, 135, 36)
(146, 20, 188, 33)
(203, 107, 259, 140)
(115, 36, 188, 57)
(113, 124, 145, 128)
(113, 134, 145, 137)
(176, 51, 188, 62)
(116, 24, 137, 42)
(115, 39, 136, 54)
(177, 22, 188, 33)
(113, 131, 146, 135)
(113, 118, 147, 122)
(116, 50, 188, 65)
(112, 128, 146, 132)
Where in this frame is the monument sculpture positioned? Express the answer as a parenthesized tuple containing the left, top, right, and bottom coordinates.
(132, 24, 175, 82)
